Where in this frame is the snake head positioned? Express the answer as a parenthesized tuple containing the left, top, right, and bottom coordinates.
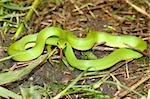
(57, 39, 67, 49)
(56, 39, 67, 59)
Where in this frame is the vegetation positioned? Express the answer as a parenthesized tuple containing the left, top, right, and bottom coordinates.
(0, 0, 149, 98)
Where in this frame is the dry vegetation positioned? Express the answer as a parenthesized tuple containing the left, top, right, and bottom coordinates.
(0, 0, 150, 98)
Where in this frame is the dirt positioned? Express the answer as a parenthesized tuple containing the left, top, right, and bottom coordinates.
(1, 0, 150, 98)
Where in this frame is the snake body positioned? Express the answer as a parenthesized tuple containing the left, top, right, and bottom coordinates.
(8, 27, 64, 61)
(7, 27, 147, 71)
(64, 43, 142, 71)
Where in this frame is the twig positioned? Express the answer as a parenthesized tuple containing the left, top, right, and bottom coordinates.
(118, 74, 150, 97)
(124, 0, 150, 18)
(92, 60, 133, 89)
(104, 81, 144, 98)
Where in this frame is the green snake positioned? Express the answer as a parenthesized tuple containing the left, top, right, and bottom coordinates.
(7, 27, 147, 71)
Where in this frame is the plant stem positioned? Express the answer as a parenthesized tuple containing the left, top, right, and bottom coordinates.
(11, 0, 41, 40)
(52, 69, 88, 99)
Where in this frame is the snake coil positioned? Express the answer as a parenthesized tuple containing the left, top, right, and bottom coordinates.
(8, 27, 147, 71)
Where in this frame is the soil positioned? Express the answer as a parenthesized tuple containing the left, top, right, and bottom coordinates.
(0, 0, 150, 98)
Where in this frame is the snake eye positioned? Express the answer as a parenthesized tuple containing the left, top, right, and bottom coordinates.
(56, 42, 59, 45)
(65, 43, 67, 46)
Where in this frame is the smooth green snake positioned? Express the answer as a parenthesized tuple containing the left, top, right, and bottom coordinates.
(7, 27, 147, 71)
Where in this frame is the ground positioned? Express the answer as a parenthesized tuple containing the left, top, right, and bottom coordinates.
(0, 0, 150, 98)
